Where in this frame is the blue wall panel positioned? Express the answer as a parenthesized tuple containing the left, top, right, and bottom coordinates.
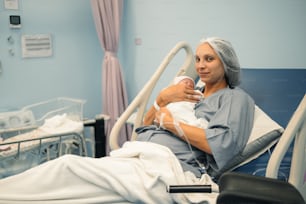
(236, 69, 306, 179)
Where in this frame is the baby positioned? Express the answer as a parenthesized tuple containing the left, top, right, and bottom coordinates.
(166, 76, 208, 129)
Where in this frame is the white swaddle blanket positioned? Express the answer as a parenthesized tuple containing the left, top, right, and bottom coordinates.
(0, 141, 218, 204)
(167, 101, 208, 129)
(38, 114, 83, 135)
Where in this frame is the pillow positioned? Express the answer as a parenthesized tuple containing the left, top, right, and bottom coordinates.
(247, 105, 284, 145)
(211, 105, 284, 179)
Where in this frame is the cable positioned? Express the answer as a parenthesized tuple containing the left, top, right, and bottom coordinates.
(157, 115, 207, 175)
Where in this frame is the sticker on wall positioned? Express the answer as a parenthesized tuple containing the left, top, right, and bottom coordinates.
(21, 34, 52, 58)
(4, 0, 19, 10)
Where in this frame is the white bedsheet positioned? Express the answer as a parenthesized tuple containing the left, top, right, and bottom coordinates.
(0, 141, 218, 204)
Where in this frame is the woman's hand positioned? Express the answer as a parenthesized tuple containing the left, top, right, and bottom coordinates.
(143, 82, 202, 126)
(155, 107, 212, 154)
(154, 107, 173, 127)
(156, 83, 202, 107)
(151, 97, 212, 154)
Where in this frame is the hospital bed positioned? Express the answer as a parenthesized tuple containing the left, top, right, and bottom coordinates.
(109, 41, 306, 203)
(0, 97, 88, 178)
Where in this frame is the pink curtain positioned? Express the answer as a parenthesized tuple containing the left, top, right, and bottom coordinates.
(91, 0, 131, 154)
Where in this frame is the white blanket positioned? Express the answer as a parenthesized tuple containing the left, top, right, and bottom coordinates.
(0, 141, 218, 204)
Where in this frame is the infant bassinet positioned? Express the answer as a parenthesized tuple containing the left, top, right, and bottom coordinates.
(0, 97, 87, 178)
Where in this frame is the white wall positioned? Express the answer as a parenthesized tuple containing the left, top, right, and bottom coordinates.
(120, 0, 306, 103)
(0, 0, 102, 119)
(1, 0, 305, 119)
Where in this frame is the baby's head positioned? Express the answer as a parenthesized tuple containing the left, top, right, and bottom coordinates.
(173, 76, 195, 89)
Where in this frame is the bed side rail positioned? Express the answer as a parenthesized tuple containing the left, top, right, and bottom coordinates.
(0, 132, 87, 178)
(0, 132, 87, 158)
(266, 94, 306, 200)
(109, 41, 196, 150)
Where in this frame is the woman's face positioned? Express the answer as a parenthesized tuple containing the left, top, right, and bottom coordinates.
(195, 43, 226, 86)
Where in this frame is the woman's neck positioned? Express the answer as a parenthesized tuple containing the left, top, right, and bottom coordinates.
(203, 81, 228, 98)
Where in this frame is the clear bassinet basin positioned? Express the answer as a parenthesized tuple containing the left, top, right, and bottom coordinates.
(0, 97, 85, 134)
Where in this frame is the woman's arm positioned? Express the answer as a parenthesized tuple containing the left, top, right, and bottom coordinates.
(154, 107, 212, 154)
(172, 122, 212, 154)
(143, 83, 201, 125)
(143, 106, 157, 125)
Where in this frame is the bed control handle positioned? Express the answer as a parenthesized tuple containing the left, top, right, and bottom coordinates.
(167, 185, 212, 193)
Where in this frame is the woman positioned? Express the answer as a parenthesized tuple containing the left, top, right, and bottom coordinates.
(139, 37, 255, 178)
(0, 37, 254, 204)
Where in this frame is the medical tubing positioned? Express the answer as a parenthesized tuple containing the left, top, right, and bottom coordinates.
(153, 100, 160, 111)
(173, 119, 184, 137)
(159, 113, 165, 129)
(159, 116, 206, 174)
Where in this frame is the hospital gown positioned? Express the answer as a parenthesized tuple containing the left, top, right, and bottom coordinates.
(137, 87, 255, 178)
(0, 87, 254, 203)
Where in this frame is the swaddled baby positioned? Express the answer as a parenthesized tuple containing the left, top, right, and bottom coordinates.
(167, 76, 208, 129)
